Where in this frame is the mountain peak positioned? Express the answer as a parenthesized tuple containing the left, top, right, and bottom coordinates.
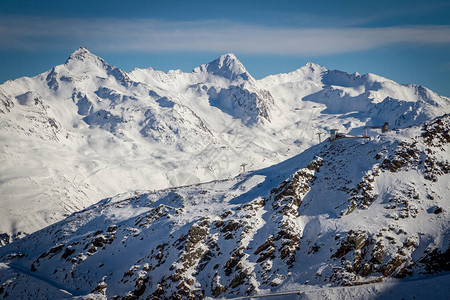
(66, 46, 96, 63)
(303, 62, 327, 73)
(288, 62, 327, 80)
(62, 47, 130, 84)
(220, 53, 237, 59)
(64, 46, 109, 71)
(195, 53, 252, 82)
(219, 53, 240, 63)
(211, 53, 245, 73)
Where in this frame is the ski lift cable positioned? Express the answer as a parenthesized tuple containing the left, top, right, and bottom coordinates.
(300, 109, 314, 140)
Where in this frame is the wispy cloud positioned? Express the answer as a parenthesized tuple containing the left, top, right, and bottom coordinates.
(1, 16, 449, 55)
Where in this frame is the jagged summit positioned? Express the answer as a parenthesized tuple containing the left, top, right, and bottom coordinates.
(63, 46, 109, 75)
(65, 46, 102, 65)
(68, 46, 90, 57)
(194, 53, 253, 82)
(62, 46, 130, 83)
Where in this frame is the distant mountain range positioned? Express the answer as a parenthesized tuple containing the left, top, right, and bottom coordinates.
(0, 47, 449, 246)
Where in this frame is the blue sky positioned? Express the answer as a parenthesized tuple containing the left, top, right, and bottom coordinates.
(1, 0, 449, 96)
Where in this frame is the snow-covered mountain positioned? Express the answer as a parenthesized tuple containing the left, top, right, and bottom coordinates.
(0, 47, 449, 245)
(0, 115, 448, 299)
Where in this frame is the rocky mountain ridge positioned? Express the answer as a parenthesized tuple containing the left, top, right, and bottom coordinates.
(0, 114, 448, 299)
(0, 47, 449, 245)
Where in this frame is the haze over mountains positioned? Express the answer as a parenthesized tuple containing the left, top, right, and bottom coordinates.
(0, 46, 449, 245)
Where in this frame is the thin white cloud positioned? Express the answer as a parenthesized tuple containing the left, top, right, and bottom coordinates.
(0, 16, 449, 55)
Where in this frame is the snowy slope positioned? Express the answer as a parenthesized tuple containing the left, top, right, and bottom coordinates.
(0, 47, 449, 245)
(0, 115, 448, 299)
(259, 64, 449, 130)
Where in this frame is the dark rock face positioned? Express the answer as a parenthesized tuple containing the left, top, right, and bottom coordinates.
(418, 248, 450, 274)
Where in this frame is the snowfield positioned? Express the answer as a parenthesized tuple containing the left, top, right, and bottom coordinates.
(0, 47, 449, 244)
(0, 47, 449, 299)
(0, 114, 448, 299)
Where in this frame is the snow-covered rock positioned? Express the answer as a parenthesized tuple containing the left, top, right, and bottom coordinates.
(0, 115, 448, 299)
(0, 47, 449, 246)
(193, 53, 253, 84)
